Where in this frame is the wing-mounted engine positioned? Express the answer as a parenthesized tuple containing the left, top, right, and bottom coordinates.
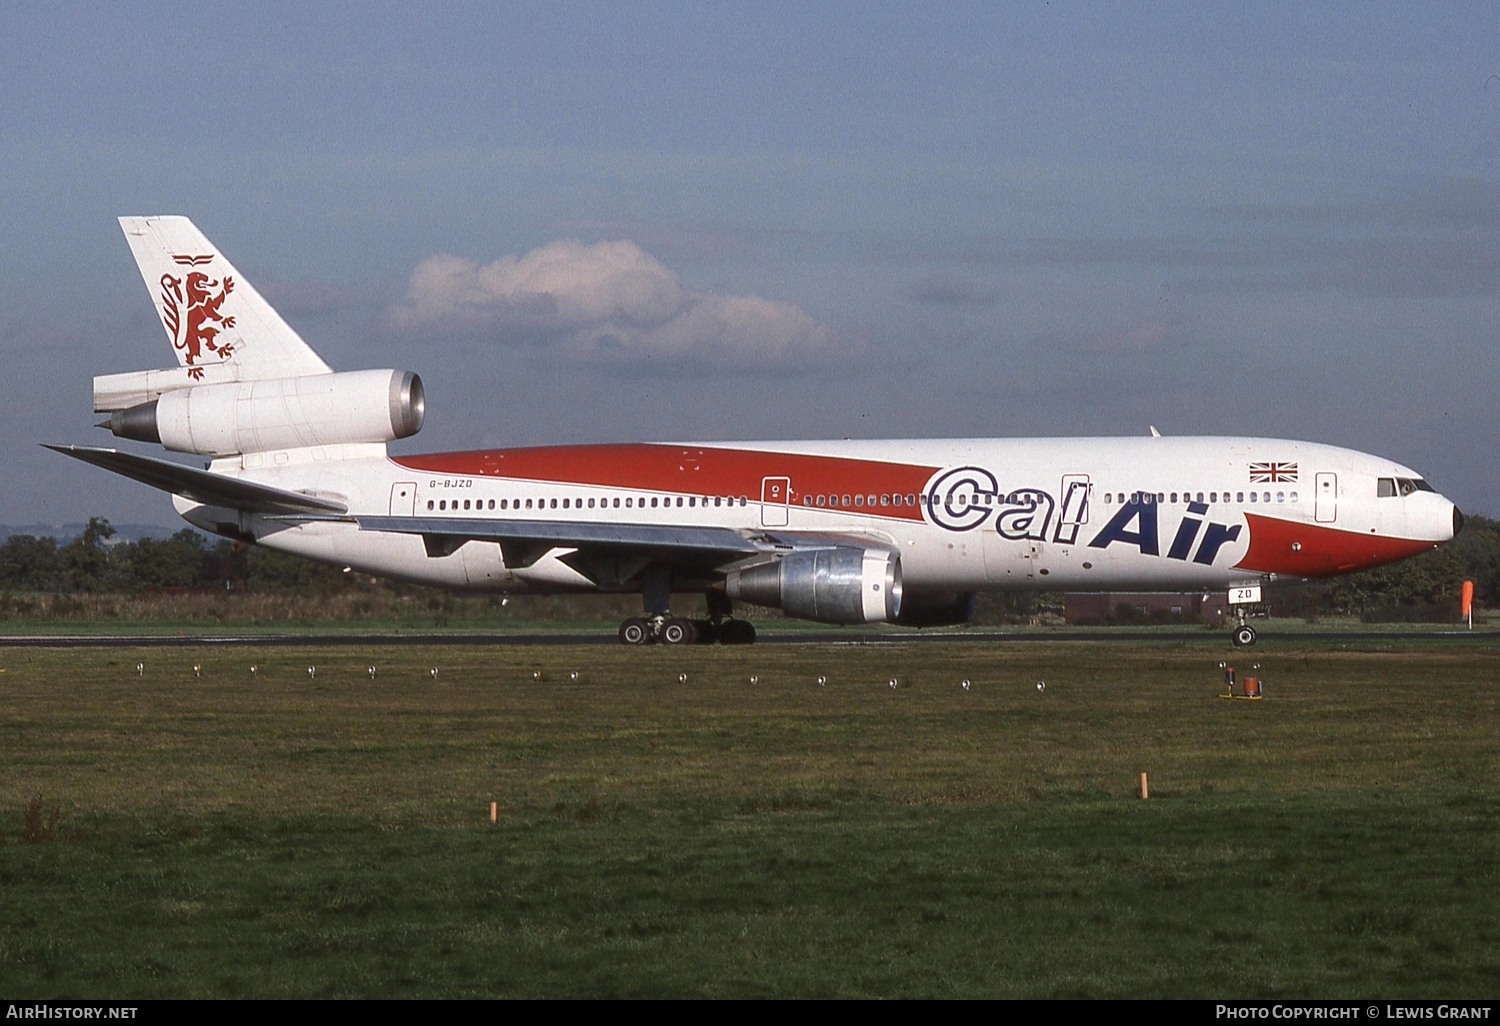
(97, 368, 424, 456)
(724, 547, 902, 625)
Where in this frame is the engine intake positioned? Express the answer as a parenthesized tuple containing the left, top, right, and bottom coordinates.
(105, 369, 424, 456)
(725, 548, 901, 625)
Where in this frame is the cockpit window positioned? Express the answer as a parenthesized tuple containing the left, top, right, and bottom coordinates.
(1377, 478, 1397, 498)
(1396, 478, 1419, 497)
(1412, 478, 1435, 492)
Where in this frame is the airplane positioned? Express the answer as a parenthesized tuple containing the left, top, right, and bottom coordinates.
(50, 216, 1464, 647)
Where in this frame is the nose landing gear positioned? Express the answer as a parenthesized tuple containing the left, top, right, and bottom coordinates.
(1232, 623, 1257, 647)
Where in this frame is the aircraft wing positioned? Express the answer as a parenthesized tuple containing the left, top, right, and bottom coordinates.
(356, 514, 766, 568)
(355, 516, 901, 589)
(46, 444, 348, 516)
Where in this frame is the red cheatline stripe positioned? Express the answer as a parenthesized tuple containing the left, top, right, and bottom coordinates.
(393, 443, 939, 521)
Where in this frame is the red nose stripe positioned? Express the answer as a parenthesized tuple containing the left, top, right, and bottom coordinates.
(1236, 512, 1437, 577)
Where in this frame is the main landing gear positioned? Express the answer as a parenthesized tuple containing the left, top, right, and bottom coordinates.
(617, 585, 756, 646)
(616, 614, 756, 646)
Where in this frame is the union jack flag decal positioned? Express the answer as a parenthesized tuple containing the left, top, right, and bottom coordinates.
(1250, 461, 1298, 483)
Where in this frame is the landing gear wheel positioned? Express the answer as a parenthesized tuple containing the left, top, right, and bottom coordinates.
(718, 619, 756, 645)
(619, 617, 652, 646)
(661, 617, 698, 646)
(1232, 624, 1257, 647)
(693, 620, 720, 645)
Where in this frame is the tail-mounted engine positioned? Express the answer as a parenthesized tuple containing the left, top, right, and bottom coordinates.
(725, 548, 902, 625)
(99, 369, 424, 456)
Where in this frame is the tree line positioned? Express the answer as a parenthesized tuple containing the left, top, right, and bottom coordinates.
(0, 518, 348, 594)
(0, 514, 1495, 620)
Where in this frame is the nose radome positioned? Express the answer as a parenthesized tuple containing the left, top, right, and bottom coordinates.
(1454, 505, 1465, 538)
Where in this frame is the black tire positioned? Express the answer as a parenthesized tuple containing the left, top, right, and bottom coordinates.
(619, 617, 652, 646)
(1232, 624, 1257, 647)
(694, 620, 720, 645)
(719, 619, 757, 645)
(661, 618, 697, 646)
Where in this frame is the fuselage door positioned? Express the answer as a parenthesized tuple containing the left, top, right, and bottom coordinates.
(761, 476, 791, 527)
(1054, 475, 1090, 544)
(1315, 472, 1337, 523)
(390, 481, 418, 516)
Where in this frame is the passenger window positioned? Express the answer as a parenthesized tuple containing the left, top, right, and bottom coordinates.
(803, 496, 813, 506)
(676, 497, 683, 507)
(439, 500, 447, 510)
(1248, 493, 1256, 503)
(651, 497, 659, 508)
(587, 498, 594, 509)
(1104, 493, 1112, 504)
(1290, 491, 1298, 502)
(1208, 493, 1216, 503)
(613, 498, 620, 508)
(550, 498, 557, 509)
(1170, 493, 1178, 503)
(1277, 492, 1285, 503)
(855, 494, 864, 506)
(427, 499, 434, 510)
(689, 497, 696, 507)
(841, 494, 851, 506)
(488, 499, 495, 510)
(562, 498, 569, 509)
(1236, 492, 1243, 503)
(462, 500, 469, 510)
(625, 498, 633, 508)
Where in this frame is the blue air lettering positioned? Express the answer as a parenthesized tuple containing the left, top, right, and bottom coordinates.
(1089, 496, 1160, 556)
(1086, 495, 1243, 565)
(1193, 522, 1242, 565)
(1166, 500, 1208, 560)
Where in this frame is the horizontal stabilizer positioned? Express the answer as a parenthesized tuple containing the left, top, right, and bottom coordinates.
(45, 444, 347, 516)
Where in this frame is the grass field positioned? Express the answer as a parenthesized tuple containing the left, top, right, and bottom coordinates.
(2, 639, 1499, 997)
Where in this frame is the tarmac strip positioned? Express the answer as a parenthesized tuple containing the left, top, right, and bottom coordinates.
(0, 630, 1490, 647)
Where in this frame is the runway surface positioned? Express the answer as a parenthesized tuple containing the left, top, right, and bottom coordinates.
(0, 629, 1492, 647)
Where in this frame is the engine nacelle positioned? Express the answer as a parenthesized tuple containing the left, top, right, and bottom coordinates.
(894, 591, 976, 627)
(106, 369, 424, 456)
(725, 548, 901, 625)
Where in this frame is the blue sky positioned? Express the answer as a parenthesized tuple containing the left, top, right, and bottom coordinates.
(3, 2, 1498, 525)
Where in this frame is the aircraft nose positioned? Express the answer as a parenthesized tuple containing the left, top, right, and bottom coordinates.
(1453, 504, 1465, 538)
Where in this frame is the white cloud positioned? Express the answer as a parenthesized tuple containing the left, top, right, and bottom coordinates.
(388, 238, 845, 366)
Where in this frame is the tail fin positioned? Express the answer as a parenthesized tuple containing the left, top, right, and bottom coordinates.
(118, 216, 331, 380)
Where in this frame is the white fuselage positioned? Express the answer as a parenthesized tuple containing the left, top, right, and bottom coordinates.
(173, 435, 1459, 598)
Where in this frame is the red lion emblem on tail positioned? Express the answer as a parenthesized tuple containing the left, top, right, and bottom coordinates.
(160, 268, 236, 379)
